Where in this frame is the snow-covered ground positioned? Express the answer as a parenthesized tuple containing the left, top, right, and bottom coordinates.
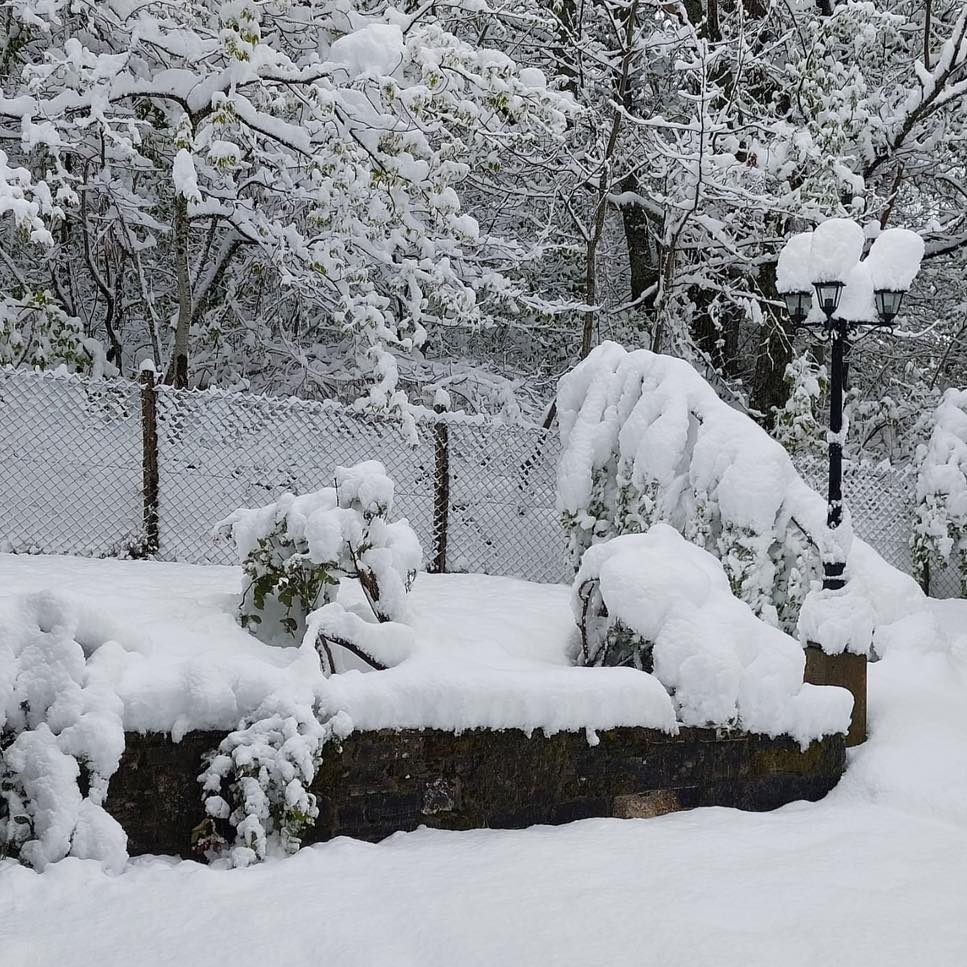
(2, 554, 967, 965)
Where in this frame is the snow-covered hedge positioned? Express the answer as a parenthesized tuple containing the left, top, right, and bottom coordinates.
(0, 594, 127, 871)
(572, 525, 852, 745)
(912, 389, 967, 593)
(214, 461, 422, 652)
(557, 342, 840, 633)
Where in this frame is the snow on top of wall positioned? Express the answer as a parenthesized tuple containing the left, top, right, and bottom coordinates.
(0, 557, 677, 739)
(574, 525, 852, 745)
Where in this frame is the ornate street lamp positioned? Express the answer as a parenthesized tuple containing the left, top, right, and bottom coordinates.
(777, 220, 925, 592)
(776, 221, 924, 747)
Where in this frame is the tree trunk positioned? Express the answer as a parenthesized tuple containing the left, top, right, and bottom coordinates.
(619, 173, 660, 309)
(171, 194, 192, 389)
(750, 259, 793, 424)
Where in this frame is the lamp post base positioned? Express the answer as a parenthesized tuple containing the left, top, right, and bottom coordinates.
(804, 645, 867, 748)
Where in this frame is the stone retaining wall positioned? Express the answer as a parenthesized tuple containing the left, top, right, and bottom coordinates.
(107, 726, 846, 858)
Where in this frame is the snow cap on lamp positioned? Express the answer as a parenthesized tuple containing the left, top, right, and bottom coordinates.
(776, 231, 814, 293)
(865, 228, 925, 292)
(835, 262, 876, 323)
(809, 218, 865, 283)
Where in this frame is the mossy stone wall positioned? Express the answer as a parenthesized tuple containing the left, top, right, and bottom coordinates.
(107, 726, 846, 858)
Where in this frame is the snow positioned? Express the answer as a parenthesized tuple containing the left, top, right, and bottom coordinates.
(574, 526, 850, 743)
(214, 461, 423, 636)
(0, 555, 676, 737)
(797, 584, 874, 656)
(865, 227, 925, 291)
(775, 230, 814, 293)
(518, 67, 548, 89)
(834, 261, 877, 322)
(809, 217, 865, 283)
(0, 592, 127, 872)
(913, 389, 967, 584)
(328, 24, 405, 79)
(555, 341, 838, 630)
(3, 586, 967, 965)
(172, 148, 201, 202)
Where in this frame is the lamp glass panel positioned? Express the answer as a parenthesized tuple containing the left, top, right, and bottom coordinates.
(783, 291, 813, 321)
(874, 289, 905, 321)
(814, 281, 845, 314)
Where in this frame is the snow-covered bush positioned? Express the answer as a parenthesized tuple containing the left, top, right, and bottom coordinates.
(0, 593, 127, 872)
(215, 461, 422, 650)
(571, 525, 852, 746)
(0, 291, 108, 373)
(557, 342, 836, 632)
(771, 355, 827, 460)
(912, 389, 967, 593)
(207, 462, 422, 864)
(198, 703, 352, 867)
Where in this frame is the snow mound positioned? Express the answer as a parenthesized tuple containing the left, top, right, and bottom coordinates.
(556, 341, 921, 655)
(574, 525, 852, 745)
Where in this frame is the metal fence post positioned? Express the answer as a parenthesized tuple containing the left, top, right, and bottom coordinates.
(139, 365, 160, 555)
(430, 399, 450, 573)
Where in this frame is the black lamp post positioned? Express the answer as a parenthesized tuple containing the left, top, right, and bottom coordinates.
(777, 222, 923, 749)
(780, 280, 908, 591)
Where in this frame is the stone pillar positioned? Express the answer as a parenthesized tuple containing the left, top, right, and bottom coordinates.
(804, 645, 867, 747)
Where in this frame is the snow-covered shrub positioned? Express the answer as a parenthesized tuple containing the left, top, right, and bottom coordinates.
(771, 355, 827, 460)
(214, 461, 422, 649)
(571, 525, 852, 745)
(0, 290, 107, 373)
(557, 342, 836, 632)
(912, 389, 967, 593)
(0, 593, 127, 871)
(198, 703, 352, 867)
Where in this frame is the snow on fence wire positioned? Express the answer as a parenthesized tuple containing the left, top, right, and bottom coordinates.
(0, 368, 567, 582)
(0, 367, 958, 595)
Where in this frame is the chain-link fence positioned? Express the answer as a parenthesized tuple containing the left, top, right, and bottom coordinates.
(0, 368, 568, 582)
(0, 367, 956, 595)
(0, 370, 144, 556)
